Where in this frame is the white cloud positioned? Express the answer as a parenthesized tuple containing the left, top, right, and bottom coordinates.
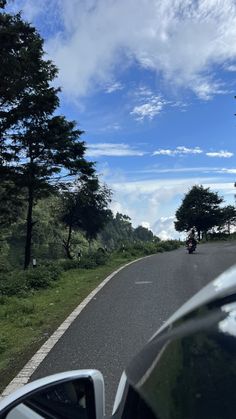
(130, 96, 167, 120)
(191, 79, 228, 100)
(30, 0, 236, 100)
(105, 82, 124, 93)
(226, 64, 236, 71)
(152, 216, 180, 240)
(134, 86, 154, 97)
(86, 143, 145, 157)
(138, 166, 219, 174)
(109, 177, 236, 238)
(206, 150, 234, 158)
(219, 168, 236, 174)
(141, 221, 151, 229)
(153, 146, 203, 156)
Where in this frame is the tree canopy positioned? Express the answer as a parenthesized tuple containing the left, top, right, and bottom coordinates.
(175, 185, 224, 240)
(60, 177, 112, 257)
(0, 7, 94, 267)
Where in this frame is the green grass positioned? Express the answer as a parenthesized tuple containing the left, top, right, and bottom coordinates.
(0, 253, 138, 392)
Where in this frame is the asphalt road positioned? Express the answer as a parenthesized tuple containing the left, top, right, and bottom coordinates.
(31, 242, 236, 413)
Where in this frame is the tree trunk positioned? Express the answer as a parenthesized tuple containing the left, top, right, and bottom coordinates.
(24, 187, 33, 269)
(63, 225, 73, 259)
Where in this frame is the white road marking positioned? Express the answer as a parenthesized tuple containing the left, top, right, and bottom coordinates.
(1, 254, 153, 398)
(135, 281, 152, 284)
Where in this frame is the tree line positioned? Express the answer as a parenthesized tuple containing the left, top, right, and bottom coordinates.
(175, 185, 236, 240)
(0, 3, 158, 271)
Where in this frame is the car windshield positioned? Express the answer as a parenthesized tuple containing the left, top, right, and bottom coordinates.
(0, 0, 236, 417)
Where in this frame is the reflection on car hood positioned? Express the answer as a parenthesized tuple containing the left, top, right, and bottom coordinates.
(124, 265, 236, 419)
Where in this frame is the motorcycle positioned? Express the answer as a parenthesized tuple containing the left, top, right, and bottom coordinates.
(186, 238, 196, 254)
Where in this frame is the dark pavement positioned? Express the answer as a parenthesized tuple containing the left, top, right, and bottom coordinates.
(31, 242, 236, 413)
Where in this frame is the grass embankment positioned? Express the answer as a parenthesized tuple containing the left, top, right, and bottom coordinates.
(0, 241, 180, 392)
(0, 254, 143, 391)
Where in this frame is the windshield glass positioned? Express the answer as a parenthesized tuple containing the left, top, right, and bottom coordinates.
(1, 0, 236, 416)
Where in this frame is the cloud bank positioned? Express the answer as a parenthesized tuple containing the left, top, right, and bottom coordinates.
(42, 0, 236, 99)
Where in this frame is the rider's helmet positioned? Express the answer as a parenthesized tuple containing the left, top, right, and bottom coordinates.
(114, 265, 236, 419)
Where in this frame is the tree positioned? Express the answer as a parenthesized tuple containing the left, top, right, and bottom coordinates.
(61, 177, 112, 258)
(218, 205, 236, 234)
(175, 185, 223, 240)
(133, 225, 154, 242)
(0, 9, 94, 268)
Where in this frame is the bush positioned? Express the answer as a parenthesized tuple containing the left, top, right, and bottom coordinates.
(79, 254, 98, 269)
(59, 259, 80, 271)
(43, 261, 64, 280)
(0, 271, 28, 296)
(94, 250, 109, 266)
(25, 262, 63, 290)
(25, 267, 52, 290)
(0, 261, 64, 296)
(0, 333, 8, 354)
(60, 250, 109, 271)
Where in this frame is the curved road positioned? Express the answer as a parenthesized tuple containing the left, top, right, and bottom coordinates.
(31, 242, 236, 413)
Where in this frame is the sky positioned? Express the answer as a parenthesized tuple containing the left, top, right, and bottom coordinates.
(7, 0, 236, 239)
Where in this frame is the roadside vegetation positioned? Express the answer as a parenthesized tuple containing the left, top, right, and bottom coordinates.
(0, 240, 180, 391)
(0, 4, 182, 389)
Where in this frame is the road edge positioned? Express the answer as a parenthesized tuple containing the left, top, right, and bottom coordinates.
(1, 255, 152, 398)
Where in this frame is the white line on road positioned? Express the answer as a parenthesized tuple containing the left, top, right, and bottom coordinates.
(135, 281, 152, 284)
(1, 255, 153, 398)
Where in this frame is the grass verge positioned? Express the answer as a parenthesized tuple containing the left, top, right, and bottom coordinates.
(0, 253, 140, 392)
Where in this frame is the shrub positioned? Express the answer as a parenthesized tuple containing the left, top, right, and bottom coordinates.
(79, 254, 97, 269)
(94, 251, 109, 266)
(43, 261, 64, 280)
(0, 334, 8, 354)
(156, 246, 165, 253)
(59, 259, 80, 271)
(0, 271, 28, 296)
(25, 267, 51, 289)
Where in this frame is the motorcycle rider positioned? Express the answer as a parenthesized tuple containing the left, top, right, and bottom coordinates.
(186, 228, 197, 248)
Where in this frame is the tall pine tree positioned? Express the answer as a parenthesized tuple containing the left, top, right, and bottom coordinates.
(0, 7, 94, 268)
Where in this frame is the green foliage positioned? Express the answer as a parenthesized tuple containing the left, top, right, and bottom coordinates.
(0, 334, 8, 355)
(217, 205, 236, 234)
(26, 262, 63, 289)
(133, 225, 154, 242)
(100, 213, 133, 249)
(0, 271, 28, 296)
(175, 185, 224, 239)
(0, 8, 94, 268)
(116, 240, 180, 258)
(60, 177, 112, 258)
(0, 261, 63, 295)
(25, 267, 52, 290)
(79, 255, 98, 269)
(0, 241, 11, 273)
(3, 299, 35, 317)
(99, 213, 159, 250)
(59, 259, 80, 271)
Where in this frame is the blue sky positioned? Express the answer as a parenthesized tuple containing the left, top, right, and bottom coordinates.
(8, 0, 236, 238)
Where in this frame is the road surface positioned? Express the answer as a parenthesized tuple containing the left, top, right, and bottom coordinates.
(31, 242, 236, 413)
